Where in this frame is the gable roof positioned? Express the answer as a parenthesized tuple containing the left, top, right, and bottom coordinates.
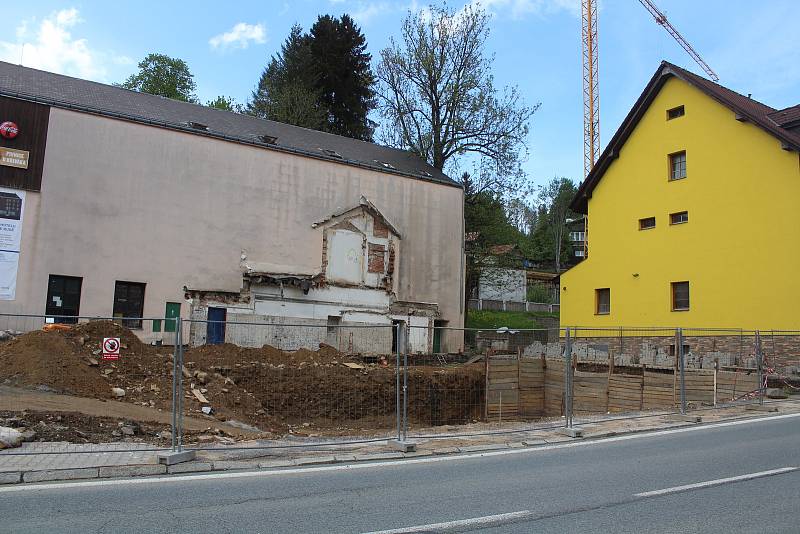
(0, 61, 457, 188)
(311, 195, 402, 238)
(571, 61, 800, 213)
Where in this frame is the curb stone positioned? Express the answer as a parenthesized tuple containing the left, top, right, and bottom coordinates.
(0, 472, 21, 484)
(459, 444, 509, 453)
(98, 465, 166, 478)
(294, 456, 337, 466)
(167, 462, 214, 474)
(23, 467, 100, 483)
(431, 447, 460, 455)
(258, 459, 296, 469)
(212, 460, 261, 471)
(352, 452, 404, 462)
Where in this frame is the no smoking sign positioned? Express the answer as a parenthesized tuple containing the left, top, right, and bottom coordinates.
(102, 337, 121, 360)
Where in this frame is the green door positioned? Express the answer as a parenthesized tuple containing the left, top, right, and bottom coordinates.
(433, 321, 444, 353)
(164, 302, 181, 332)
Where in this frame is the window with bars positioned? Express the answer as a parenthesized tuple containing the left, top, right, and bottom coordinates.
(671, 281, 690, 311)
(595, 288, 610, 315)
(670, 211, 689, 225)
(639, 216, 656, 230)
(670, 151, 687, 180)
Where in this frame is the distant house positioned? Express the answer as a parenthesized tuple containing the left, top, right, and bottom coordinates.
(478, 244, 528, 303)
(566, 216, 587, 264)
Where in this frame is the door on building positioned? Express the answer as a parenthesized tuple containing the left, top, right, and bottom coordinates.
(45, 275, 82, 324)
(433, 320, 447, 353)
(164, 302, 180, 332)
(206, 307, 226, 345)
(392, 320, 405, 354)
(113, 281, 146, 329)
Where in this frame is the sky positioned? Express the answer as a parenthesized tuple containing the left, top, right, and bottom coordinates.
(1, 1, 798, 187)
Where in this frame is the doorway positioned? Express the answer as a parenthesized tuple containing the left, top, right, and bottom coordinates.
(206, 307, 227, 345)
(45, 275, 82, 324)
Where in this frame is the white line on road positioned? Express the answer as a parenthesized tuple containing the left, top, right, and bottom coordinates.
(634, 467, 798, 498)
(1, 411, 798, 494)
(362, 510, 532, 533)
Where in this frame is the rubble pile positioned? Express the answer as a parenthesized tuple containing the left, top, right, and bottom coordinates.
(0, 322, 486, 436)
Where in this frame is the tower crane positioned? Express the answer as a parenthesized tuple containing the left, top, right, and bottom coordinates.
(581, 0, 719, 178)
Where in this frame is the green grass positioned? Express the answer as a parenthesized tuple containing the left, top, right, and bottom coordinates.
(465, 309, 558, 330)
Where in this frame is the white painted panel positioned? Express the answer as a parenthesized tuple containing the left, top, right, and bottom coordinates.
(327, 230, 364, 284)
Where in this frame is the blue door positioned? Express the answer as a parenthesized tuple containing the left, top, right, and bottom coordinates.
(206, 307, 226, 345)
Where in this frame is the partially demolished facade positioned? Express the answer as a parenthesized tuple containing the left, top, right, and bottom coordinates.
(0, 62, 464, 354)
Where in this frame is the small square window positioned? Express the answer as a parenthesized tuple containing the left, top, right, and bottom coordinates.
(671, 281, 690, 311)
(667, 106, 685, 120)
(639, 217, 656, 230)
(595, 288, 610, 315)
(669, 151, 687, 181)
(670, 211, 689, 225)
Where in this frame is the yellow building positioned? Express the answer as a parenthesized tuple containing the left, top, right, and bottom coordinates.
(561, 61, 800, 330)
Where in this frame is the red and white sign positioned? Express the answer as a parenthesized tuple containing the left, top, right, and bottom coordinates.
(0, 122, 18, 140)
(102, 337, 121, 360)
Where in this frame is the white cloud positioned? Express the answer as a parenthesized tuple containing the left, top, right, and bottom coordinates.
(209, 22, 267, 51)
(0, 8, 108, 80)
(351, 2, 394, 25)
(475, 0, 581, 19)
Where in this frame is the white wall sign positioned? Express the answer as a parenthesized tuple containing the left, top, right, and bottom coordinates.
(0, 187, 25, 301)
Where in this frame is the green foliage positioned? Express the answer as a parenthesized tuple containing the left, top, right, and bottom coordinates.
(120, 53, 197, 102)
(206, 95, 243, 113)
(466, 310, 554, 330)
(310, 14, 377, 140)
(526, 283, 554, 304)
(377, 2, 538, 191)
(249, 17, 376, 140)
(527, 177, 579, 270)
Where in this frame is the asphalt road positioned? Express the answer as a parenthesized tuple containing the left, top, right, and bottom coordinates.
(1, 414, 798, 533)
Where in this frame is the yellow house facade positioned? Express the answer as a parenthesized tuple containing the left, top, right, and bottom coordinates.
(561, 61, 800, 330)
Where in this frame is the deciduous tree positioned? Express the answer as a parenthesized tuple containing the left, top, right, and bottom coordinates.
(377, 3, 538, 194)
(120, 53, 198, 103)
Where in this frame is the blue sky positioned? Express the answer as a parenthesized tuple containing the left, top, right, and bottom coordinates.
(2, 1, 798, 186)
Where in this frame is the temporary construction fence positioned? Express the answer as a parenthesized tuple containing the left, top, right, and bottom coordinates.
(0, 313, 798, 457)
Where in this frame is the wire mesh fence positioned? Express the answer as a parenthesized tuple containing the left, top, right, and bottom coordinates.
(1, 313, 799, 457)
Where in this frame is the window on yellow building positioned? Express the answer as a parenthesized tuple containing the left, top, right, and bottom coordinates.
(667, 105, 685, 120)
(671, 281, 690, 311)
(595, 288, 610, 315)
(669, 151, 687, 180)
(639, 217, 656, 230)
(670, 211, 689, 225)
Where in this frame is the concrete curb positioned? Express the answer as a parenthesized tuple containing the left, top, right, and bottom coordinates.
(3, 408, 790, 485)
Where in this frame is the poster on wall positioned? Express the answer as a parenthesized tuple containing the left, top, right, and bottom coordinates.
(0, 187, 25, 300)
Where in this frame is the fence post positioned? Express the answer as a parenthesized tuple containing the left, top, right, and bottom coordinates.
(755, 330, 764, 406)
(395, 322, 401, 442)
(564, 327, 573, 428)
(403, 322, 409, 441)
(171, 317, 179, 452)
(678, 328, 686, 415)
(176, 317, 184, 452)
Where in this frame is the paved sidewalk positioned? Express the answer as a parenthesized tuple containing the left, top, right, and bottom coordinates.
(1, 399, 797, 485)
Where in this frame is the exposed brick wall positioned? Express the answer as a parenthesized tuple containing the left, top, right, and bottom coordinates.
(373, 218, 389, 238)
(368, 243, 386, 273)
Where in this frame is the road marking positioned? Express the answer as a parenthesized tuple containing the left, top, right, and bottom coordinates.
(1, 411, 797, 493)
(362, 510, 532, 533)
(635, 467, 798, 498)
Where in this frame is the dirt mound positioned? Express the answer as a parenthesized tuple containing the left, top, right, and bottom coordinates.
(0, 321, 173, 405)
(0, 322, 488, 434)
